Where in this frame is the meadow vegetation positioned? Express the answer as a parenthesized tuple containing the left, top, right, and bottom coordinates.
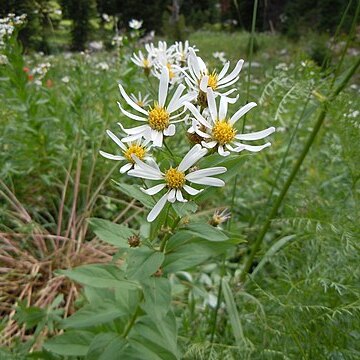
(1, 11, 360, 360)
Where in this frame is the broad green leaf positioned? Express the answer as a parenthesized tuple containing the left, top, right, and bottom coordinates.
(114, 181, 155, 208)
(222, 279, 245, 349)
(44, 330, 94, 356)
(172, 201, 198, 217)
(62, 302, 127, 329)
(141, 277, 171, 319)
(88, 218, 135, 247)
(86, 333, 128, 360)
(58, 264, 139, 290)
(163, 238, 236, 273)
(129, 312, 180, 360)
(184, 223, 228, 241)
(126, 248, 164, 280)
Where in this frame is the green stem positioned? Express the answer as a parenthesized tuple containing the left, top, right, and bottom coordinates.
(242, 0, 259, 132)
(331, 0, 360, 87)
(239, 56, 360, 283)
(164, 139, 174, 157)
(123, 293, 144, 338)
(209, 256, 226, 345)
(160, 216, 181, 252)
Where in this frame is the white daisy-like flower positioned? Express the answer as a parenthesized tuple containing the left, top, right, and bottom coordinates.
(185, 88, 275, 156)
(117, 66, 195, 147)
(151, 51, 183, 85)
(131, 50, 153, 75)
(145, 41, 169, 59)
(129, 19, 143, 30)
(185, 48, 243, 104)
(99, 130, 152, 173)
(173, 40, 197, 64)
(128, 144, 227, 222)
(130, 92, 151, 108)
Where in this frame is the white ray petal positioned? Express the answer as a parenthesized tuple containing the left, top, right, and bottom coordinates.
(219, 96, 228, 120)
(218, 61, 230, 80)
(121, 133, 144, 142)
(141, 183, 166, 195)
(235, 126, 275, 140)
(183, 185, 203, 195)
(218, 59, 244, 85)
(164, 124, 176, 136)
(178, 144, 207, 172)
(127, 169, 164, 180)
(152, 130, 164, 147)
(145, 157, 162, 173)
(106, 130, 127, 150)
(147, 192, 168, 222)
(176, 189, 187, 202)
(185, 102, 212, 129)
(99, 150, 125, 161)
(186, 167, 227, 180)
(118, 84, 148, 115)
(234, 142, 272, 152)
(194, 125, 212, 139)
(117, 101, 147, 122)
(218, 145, 230, 156)
(201, 140, 217, 149)
(229, 102, 257, 125)
(189, 49, 200, 77)
(217, 76, 239, 89)
(167, 188, 176, 203)
(189, 177, 225, 187)
(120, 163, 133, 173)
(117, 122, 149, 135)
(159, 67, 169, 107)
(167, 84, 185, 113)
(206, 88, 218, 123)
(199, 75, 209, 92)
(131, 155, 163, 178)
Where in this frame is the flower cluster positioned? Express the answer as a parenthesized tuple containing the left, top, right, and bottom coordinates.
(0, 13, 26, 64)
(131, 40, 197, 84)
(101, 41, 275, 221)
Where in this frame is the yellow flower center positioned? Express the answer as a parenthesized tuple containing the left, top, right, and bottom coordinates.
(136, 100, 144, 107)
(212, 120, 236, 145)
(207, 71, 218, 90)
(166, 63, 175, 79)
(148, 103, 170, 131)
(143, 59, 150, 68)
(124, 144, 146, 163)
(164, 167, 185, 189)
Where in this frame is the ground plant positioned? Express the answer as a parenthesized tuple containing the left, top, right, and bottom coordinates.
(0, 4, 360, 360)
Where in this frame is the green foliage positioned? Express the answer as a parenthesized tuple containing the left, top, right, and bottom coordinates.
(1, 16, 360, 360)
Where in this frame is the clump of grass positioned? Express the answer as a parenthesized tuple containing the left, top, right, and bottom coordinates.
(0, 178, 117, 347)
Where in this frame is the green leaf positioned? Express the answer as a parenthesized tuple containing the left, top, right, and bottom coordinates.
(114, 181, 155, 208)
(250, 234, 297, 278)
(172, 201, 198, 217)
(141, 277, 171, 319)
(88, 218, 135, 248)
(222, 279, 245, 349)
(14, 303, 46, 329)
(163, 237, 236, 273)
(126, 248, 164, 280)
(58, 264, 139, 290)
(184, 223, 228, 241)
(129, 312, 180, 360)
(62, 302, 127, 329)
(44, 330, 94, 356)
(86, 333, 128, 360)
